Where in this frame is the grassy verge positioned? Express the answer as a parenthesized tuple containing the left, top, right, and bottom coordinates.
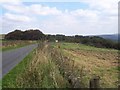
(1, 40, 37, 51)
(16, 42, 69, 88)
(2, 42, 69, 88)
(2, 49, 36, 88)
(2, 44, 33, 51)
(0, 80, 2, 90)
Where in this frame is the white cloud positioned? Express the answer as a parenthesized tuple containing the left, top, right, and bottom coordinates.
(2, 3, 62, 16)
(1, 0, 118, 35)
(0, 0, 20, 3)
(30, 4, 62, 15)
(3, 4, 28, 13)
(71, 9, 97, 17)
(41, 14, 117, 35)
(0, 0, 22, 6)
(81, 0, 118, 16)
(70, 9, 99, 22)
(4, 13, 31, 22)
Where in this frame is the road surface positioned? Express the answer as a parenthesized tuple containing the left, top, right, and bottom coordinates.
(1, 44, 38, 78)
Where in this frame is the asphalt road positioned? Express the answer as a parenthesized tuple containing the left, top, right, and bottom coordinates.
(1, 44, 38, 78)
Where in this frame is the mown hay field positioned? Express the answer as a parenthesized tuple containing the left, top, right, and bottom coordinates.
(52, 42, 119, 88)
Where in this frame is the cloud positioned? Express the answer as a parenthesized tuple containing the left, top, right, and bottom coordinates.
(41, 14, 117, 35)
(30, 4, 62, 15)
(4, 13, 32, 22)
(70, 9, 99, 22)
(2, 3, 62, 16)
(3, 4, 28, 13)
(0, 0, 20, 3)
(1, 0, 118, 35)
(0, 0, 22, 6)
(81, 0, 118, 16)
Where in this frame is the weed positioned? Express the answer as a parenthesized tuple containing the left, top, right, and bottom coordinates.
(16, 41, 69, 88)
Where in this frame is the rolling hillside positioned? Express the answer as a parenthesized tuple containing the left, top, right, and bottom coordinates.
(89, 34, 119, 42)
(98, 34, 119, 41)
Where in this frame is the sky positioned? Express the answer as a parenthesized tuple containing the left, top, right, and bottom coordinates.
(0, 0, 119, 36)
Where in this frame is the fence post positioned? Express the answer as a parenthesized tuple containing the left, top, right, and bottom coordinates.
(89, 76, 100, 89)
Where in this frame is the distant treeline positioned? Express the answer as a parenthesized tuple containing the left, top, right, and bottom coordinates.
(5, 29, 45, 40)
(5, 29, 120, 50)
(46, 34, 120, 50)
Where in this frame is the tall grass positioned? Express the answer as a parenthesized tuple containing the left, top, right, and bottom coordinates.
(16, 41, 69, 88)
(50, 47, 87, 88)
(16, 41, 90, 88)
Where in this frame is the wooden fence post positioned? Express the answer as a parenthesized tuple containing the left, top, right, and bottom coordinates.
(89, 76, 100, 90)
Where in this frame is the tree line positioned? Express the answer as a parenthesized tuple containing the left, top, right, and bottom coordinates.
(46, 34, 120, 50)
(5, 29, 120, 50)
(5, 29, 45, 40)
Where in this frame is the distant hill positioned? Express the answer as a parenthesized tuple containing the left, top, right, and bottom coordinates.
(90, 34, 120, 42)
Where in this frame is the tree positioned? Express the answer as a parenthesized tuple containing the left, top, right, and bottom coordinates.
(23, 29, 45, 40)
(5, 30, 23, 40)
(5, 29, 45, 40)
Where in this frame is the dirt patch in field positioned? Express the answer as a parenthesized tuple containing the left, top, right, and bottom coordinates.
(63, 49, 118, 88)
(66, 49, 118, 66)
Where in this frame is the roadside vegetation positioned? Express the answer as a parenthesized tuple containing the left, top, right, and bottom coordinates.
(2, 48, 36, 88)
(16, 42, 70, 88)
(2, 42, 70, 88)
(2, 41, 119, 88)
(0, 80, 2, 90)
(1, 40, 37, 51)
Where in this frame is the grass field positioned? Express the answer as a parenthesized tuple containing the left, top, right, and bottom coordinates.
(2, 42, 119, 88)
(53, 42, 119, 88)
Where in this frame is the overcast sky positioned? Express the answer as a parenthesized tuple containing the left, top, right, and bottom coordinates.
(0, 0, 119, 35)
